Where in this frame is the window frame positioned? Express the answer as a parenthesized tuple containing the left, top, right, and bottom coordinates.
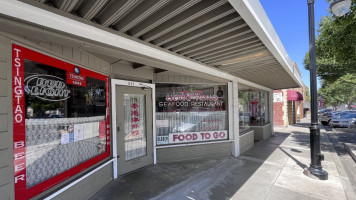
(12, 44, 111, 200)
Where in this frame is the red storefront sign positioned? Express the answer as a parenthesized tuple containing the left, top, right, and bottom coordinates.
(67, 71, 86, 87)
(169, 130, 228, 144)
(12, 44, 110, 200)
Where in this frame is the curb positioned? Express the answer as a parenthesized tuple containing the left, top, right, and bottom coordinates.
(323, 129, 356, 200)
(344, 143, 356, 162)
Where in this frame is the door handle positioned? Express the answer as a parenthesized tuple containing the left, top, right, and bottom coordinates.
(117, 126, 120, 132)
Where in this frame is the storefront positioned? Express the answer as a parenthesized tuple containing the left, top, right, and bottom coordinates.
(12, 45, 111, 200)
(239, 87, 273, 143)
(287, 89, 304, 124)
(7, 40, 237, 200)
(273, 88, 305, 126)
(0, 0, 302, 199)
(155, 83, 233, 162)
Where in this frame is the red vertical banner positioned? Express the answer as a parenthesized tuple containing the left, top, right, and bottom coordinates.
(105, 77, 110, 150)
(131, 102, 140, 136)
(12, 45, 27, 200)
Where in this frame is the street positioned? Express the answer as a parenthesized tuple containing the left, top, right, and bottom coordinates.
(325, 127, 356, 196)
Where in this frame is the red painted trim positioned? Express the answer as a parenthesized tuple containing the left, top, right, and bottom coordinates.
(12, 44, 111, 200)
(13, 45, 27, 200)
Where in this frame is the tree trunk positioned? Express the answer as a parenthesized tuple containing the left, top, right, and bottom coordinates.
(347, 102, 352, 110)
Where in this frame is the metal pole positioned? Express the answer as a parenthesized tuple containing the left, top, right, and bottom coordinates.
(305, 0, 328, 180)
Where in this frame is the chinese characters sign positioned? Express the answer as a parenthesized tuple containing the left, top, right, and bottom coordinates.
(124, 94, 147, 160)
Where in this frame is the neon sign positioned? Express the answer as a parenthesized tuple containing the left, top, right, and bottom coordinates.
(24, 75, 71, 101)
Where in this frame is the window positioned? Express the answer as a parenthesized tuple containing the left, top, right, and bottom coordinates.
(239, 90, 269, 133)
(156, 84, 228, 145)
(12, 45, 110, 199)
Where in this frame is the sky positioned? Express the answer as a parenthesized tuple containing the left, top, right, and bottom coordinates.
(259, 0, 330, 89)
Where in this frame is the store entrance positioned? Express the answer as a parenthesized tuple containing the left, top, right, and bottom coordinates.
(114, 80, 154, 176)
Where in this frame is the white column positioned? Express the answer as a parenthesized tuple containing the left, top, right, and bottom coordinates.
(269, 90, 274, 136)
(230, 81, 240, 157)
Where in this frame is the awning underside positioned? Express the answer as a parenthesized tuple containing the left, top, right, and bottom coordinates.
(22, 0, 300, 89)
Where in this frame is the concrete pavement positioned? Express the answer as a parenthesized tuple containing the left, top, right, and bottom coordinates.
(90, 118, 356, 200)
(345, 143, 356, 161)
(326, 127, 356, 195)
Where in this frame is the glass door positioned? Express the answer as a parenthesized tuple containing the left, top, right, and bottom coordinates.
(115, 82, 153, 176)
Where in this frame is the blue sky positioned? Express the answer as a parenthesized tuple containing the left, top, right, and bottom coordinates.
(259, 0, 330, 89)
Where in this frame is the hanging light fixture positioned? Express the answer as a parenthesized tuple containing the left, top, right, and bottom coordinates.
(330, 0, 352, 17)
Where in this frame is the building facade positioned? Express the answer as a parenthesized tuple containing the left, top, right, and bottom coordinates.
(273, 63, 307, 126)
(0, 0, 302, 199)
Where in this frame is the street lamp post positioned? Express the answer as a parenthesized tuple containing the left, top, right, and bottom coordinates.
(305, 0, 328, 180)
(305, 0, 351, 180)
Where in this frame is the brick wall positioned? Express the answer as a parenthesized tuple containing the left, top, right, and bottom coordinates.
(273, 90, 284, 126)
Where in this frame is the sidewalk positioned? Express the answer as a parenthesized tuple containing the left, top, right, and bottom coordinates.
(90, 118, 356, 200)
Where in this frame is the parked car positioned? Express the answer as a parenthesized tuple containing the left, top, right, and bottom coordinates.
(320, 112, 333, 125)
(344, 110, 356, 114)
(47, 114, 63, 118)
(318, 109, 332, 115)
(172, 113, 225, 132)
(330, 113, 356, 128)
(331, 111, 348, 119)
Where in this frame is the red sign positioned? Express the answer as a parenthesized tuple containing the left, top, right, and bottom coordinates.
(99, 121, 106, 138)
(169, 130, 228, 144)
(12, 44, 110, 200)
(131, 102, 140, 136)
(12, 45, 27, 200)
(67, 72, 86, 87)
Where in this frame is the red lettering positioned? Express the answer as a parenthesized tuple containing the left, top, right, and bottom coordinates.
(193, 133, 198, 140)
(173, 134, 178, 142)
(219, 132, 226, 138)
(178, 135, 184, 141)
(213, 132, 219, 139)
(205, 132, 211, 139)
(131, 110, 139, 116)
(131, 118, 139, 123)
(186, 134, 192, 141)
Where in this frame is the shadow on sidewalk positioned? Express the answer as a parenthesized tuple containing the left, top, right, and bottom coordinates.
(91, 120, 337, 200)
(90, 134, 291, 200)
(291, 122, 311, 128)
(279, 147, 307, 169)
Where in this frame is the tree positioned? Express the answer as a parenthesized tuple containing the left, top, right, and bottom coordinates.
(305, 86, 310, 102)
(304, 0, 356, 83)
(319, 74, 356, 110)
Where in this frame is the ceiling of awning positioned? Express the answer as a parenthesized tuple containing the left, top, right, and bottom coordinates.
(22, 0, 301, 89)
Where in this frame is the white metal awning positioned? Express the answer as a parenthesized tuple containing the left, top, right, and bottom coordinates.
(2, 0, 302, 89)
